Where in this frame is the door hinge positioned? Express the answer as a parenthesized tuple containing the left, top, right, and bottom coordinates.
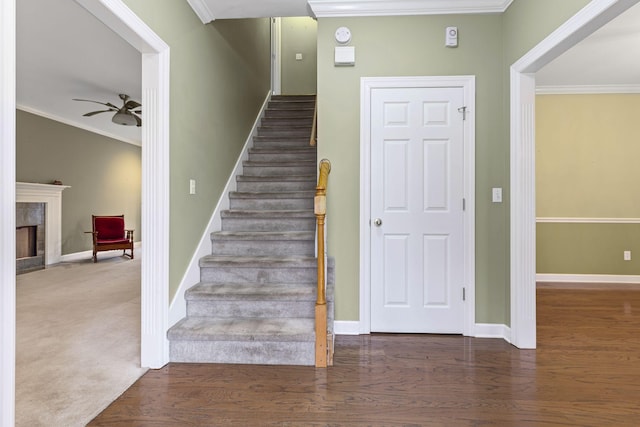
(457, 106, 467, 121)
(462, 287, 466, 301)
(462, 198, 466, 211)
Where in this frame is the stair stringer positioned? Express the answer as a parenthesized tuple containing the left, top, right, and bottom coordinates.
(168, 91, 271, 328)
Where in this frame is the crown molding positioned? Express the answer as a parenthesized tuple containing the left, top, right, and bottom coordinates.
(308, 0, 513, 18)
(536, 84, 640, 95)
(17, 104, 141, 147)
(186, 0, 215, 24)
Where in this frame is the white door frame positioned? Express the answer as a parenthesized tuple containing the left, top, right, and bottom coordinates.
(509, 0, 638, 349)
(271, 17, 282, 95)
(1, 1, 170, 424)
(360, 75, 476, 336)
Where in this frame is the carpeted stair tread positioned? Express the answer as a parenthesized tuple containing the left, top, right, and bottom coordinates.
(236, 174, 316, 182)
(221, 209, 314, 218)
(229, 191, 315, 199)
(243, 160, 316, 167)
(168, 317, 315, 342)
(200, 255, 316, 268)
(169, 95, 327, 366)
(186, 282, 316, 301)
(211, 231, 314, 241)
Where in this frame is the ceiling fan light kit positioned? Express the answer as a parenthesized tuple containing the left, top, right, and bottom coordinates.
(73, 93, 142, 127)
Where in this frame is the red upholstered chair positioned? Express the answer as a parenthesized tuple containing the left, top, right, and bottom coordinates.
(88, 215, 134, 263)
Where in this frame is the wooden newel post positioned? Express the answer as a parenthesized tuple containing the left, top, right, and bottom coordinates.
(315, 159, 331, 368)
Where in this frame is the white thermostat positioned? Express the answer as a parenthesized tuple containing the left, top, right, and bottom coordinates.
(446, 26, 458, 47)
(335, 26, 351, 44)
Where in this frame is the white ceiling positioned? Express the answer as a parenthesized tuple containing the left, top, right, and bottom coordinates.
(15, 1, 640, 147)
(536, 1, 640, 90)
(17, 0, 142, 145)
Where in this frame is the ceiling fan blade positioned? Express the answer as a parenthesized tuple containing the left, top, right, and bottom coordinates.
(124, 100, 141, 110)
(73, 98, 119, 110)
(133, 109, 141, 114)
(133, 114, 142, 127)
(83, 110, 113, 117)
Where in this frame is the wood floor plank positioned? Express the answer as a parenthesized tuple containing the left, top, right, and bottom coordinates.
(89, 288, 640, 426)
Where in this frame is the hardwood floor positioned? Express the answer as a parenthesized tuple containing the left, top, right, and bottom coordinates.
(90, 288, 640, 426)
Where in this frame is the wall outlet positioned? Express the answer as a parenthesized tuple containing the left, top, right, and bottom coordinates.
(624, 250, 631, 261)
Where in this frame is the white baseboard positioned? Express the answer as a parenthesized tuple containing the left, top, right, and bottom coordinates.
(474, 323, 511, 342)
(60, 241, 142, 262)
(334, 321, 360, 335)
(335, 320, 512, 343)
(168, 92, 271, 328)
(536, 273, 640, 284)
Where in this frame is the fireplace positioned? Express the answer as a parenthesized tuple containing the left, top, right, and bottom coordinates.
(16, 202, 46, 274)
(16, 182, 70, 273)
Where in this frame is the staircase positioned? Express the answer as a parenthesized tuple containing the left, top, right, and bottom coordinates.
(168, 95, 334, 366)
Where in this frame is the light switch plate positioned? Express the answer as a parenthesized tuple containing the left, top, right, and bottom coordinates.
(492, 187, 502, 203)
(189, 179, 196, 195)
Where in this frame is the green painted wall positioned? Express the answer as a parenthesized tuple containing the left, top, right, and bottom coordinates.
(281, 17, 317, 95)
(16, 110, 141, 255)
(316, 0, 591, 325)
(538, 223, 640, 274)
(121, 1, 272, 296)
(317, 14, 505, 323)
(536, 94, 640, 275)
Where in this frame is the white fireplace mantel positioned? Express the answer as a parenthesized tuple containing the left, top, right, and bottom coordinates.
(16, 182, 70, 265)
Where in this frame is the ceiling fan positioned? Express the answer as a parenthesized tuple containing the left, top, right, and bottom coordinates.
(73, 93, 142, 127)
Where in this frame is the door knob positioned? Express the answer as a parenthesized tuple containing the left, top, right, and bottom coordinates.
(373, 218, 383, 226)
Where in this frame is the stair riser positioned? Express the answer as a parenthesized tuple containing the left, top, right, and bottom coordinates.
(261, 119, 313, 127)
(243, 165, 314, 176)
(257, 128, 311, 137)
(248, 152, 316, 162)
(264, 110, 314, 118)
(210, 239, 315, 257)
(221, 217, 316, 232)
(229, 198, 313, 210)
(236, 180, 316, 192)
(267, 102, 315, 110)
(170, 340, 315, 365)
(237, 181, 316, 192)
(253, 140, 311, 150)
(201, 265, 317, 284)
(186, 299, 315, 318)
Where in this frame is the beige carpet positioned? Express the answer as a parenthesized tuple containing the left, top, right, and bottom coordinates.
(16, 253, 148, 427)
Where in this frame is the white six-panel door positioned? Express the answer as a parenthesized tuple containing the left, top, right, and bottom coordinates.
(370, 86, 465, 333)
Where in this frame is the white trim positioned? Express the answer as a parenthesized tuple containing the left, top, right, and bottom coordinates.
(334, 321, 361, 335)
(17, 104, 141, 146)
(537, 273, 640, 284)
(309, 0, 513, 18)
(16, 182, 71, 265)
(359, 75, 476, 336)
(271, 18, 282, 96)
(510, 0, 639, 351)
(0, 0, 16, 423)
(186, 0, 215, 24)
(474, 323, 511, 342)
(74, 0, 171, 369)
(536, 84, 640, 95)
(169, 92, 270, 328)
(536, 217, 640, 224)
